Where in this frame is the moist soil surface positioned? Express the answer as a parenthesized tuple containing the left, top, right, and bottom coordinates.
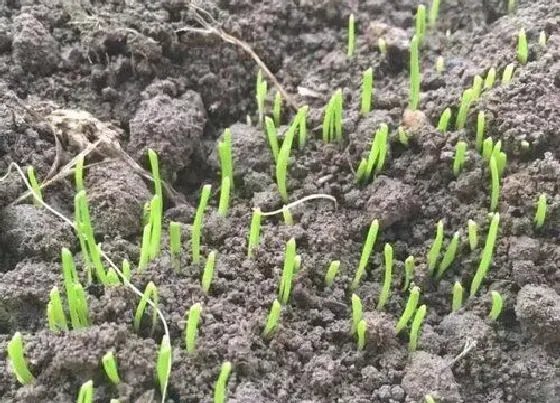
(1, 1, 560, 402)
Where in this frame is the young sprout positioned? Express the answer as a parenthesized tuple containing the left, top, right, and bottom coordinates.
(356, 158, 368, 183)
(7, 332, 34, 384)
(378, 38, 387, 54)
(452, 141, 467, 177)
(282, 205, 294, 226)
(471, 75, 483, 101)
(403, 256, 415, 291)
(361, 68, 373, 115)
(489, 290, 503, 321)
(185, 303, 202, 353)
(106, 268, 120, 286)
(192, 184, 212, 265)
(408, 304, 427, 352)
(484, 68, 496, 90)
(102, 351, 120, 384)
(324, 260, 341, 287)
(476, 111, 485, 152)
(539, 31, 547, 47)
(76, 380, 93, 403)
(468, 220, 478, 250)
(452, 281, 463, 312)
(263, 299, 281, 339)
(395, 286, 420, 334)
(409, 35, 420, 110)
(507, 0, 516, 13)
(247, 208, 262, 258)
(351, 219, 380, 289)
(294, 255, 302, 271)
(490, 155, 500, 212)
(75, 155, 85, 192)
(497, 152, 507, 177)
(482, 137, 493, 161)
(517, 28, 528, 65)
(256, 70, 267, 127)
(47, 287, 68, 332)
(362, 123, 389, 181)
(501, 63, 515, 85)
(201, 250, 217, 295)
(470, 213, 500, 296)
(415, 5, 426, 45)
(428, 0, 440, 28)
(455, 88, 474, 130)
(218, 129, 234, 185)
(351, 293, 363, 334)
(437, 108, 452, 133)
(398, 126, 409, 146)
(435, 56, 445, 73)
(68, 283, 89, 330)
(169, 221, 182, 272)
(214, 361, 232, 403)
(273, 91, 282, 126)
(264, 117, 280, 162)
(61, 247, 79, 294)
(436, 231, 460, 279)
(427, 220, 444, 276)
(297, 105, 308, 150)
(218, 176, 231, 217)
(279, 238, 296, 304)
(138, 220, 152, 271)
(356, 319, 367, 351)
(133, 281, 158, 333)
(347, 14, 355, 57)
(322, 89, 343, 144)
(425, 394, 436, 403)
(534, 193, 547, 229)
(156, 335, 172, 400)
(26, 166, 42, 207)
(147, 149, 163, 260)
(377, 243, 393, 310)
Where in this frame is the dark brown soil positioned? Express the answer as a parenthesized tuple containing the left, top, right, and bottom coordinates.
(1, 1, 560, 402)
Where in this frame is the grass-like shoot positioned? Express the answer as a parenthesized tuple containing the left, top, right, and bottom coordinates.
(156, 335, 172, 399)
(256, 70, 267, 127)
(378, 38, 387, 54)
(539, 31, 547, 47)
(192, 184, 212, 265)
(452, 281, 463, 312)
(437, 107, 452, 133)
(470, 213, 500, 296)
(263, 299, 281, 339)
(455, 88, 473, 130)
(75, 155, 85, 192)
(214, 361, 232, 403)
(169, 221, 182, 272)
(218, 129, 233, 184)
(202, 250, 217, 295)
(47, 286, 68, 332)
(347, 14, 355, 57)
(273, 91, 282, 126)
(534, 193, 547, 229)
(428, 0, 440, 28)
(324, 260, 340, 287)
(133, 281, 158, 333)
(482, 137, 493, 161)
(398, 126, 409, 146)
(279, 238, 296, 304)
(427, 220, 444, 276)
(247, 208, 262, 258)
(106, 268, 120, 286)
(294, 255, 302, 272)
(409, 35, 420, 110)
(282, 205, 294, 226)
(436, 231, 460, 279)
(490, 155, 499, 212)
(356, 319, 367, 351)
(471, 75, 483, 101)
(425, 394, 436, 403)
(297, 105, 308, 150)
(138, 219, 152, 271)
(415, 5, 426, 45)
(147, 149, 163, 260)
(185, 303, 202, 353)
(218, 177, 231, 217)
(377, 243, 393, 310)
(403, 256, 415, 291)
(77, 380, 93, 403)
(517, 28, 528, 65)
(275, 118, 299, 202)
(361, 68, 373, 115)
(265, 117, 279, 162)
(507, 0, 516, 13)
(68, 283, 89, 330)
(102, 351, 120, 384)
(322, 89, 343, 144)
(351, 293, 363, 334)
(61, 247, 79, 293)
(396, 285, 420, 334)
(435, 56, 444, 73)
(501, 63, 515, 85)
(484, 68, 496, 90)
(452, 141, 467, 177)
(26, 166, 42, 208)
(351, 219, 380, 289)
(468, 220, 478, 250)
(408, 304, 427, 352)
(476, 111, 485, 151)
(489, 290, 503, 321)
(7, 332, 34, 384)
(359, 123, 389, 184)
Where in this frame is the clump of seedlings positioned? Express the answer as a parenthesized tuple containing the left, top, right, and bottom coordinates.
(322, 90, 343, 144)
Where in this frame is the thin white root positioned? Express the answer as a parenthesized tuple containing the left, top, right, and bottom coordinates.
(259, 193, 338, 216)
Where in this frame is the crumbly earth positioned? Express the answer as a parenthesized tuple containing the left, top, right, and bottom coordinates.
(1, 1, 560, 402)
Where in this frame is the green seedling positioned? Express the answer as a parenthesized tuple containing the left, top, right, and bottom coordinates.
(218, 128, 234, 184)
(7, 332, 34, 384)
(539, 31, 547, 47)
(26, 166, 42, 207)
(356, 319, 367, 351)
(297, 105, 308, 150)
(437, 108, 452, 133)
(435, 56, 444, 73)
(398, 126, 409, 146)
(201, 250, 217, 295)
(247, 208, 262, 258)
(470, 213, 500, 296)
(356, 159, 368, 183)
(61, 247, 79, 294)
(377, 243, 393, 310)
(133, 281, 158, 333)
(75, 155, 85, 192)
(148, 149, 163, 260)
(471, 75, 483, 101)
(156, 335, 172, 400)
(453, 141, 467, 177)
(185, 303, 202, 353)
(476, 111, 485, 152)
(102, 351, 120, 384)
(468, 220, 478, 250)
(425, 395, 436, 403)
(351, 219, 380, 289)
(218, 176, 231, 217)
(170, 221, 182, 272)
(429, 0, 440, 28)
(361, 124, 389, 183)
(106, 268, 120, 286)
(263, 299, 281, 339)
(378, 38, 387, 54)
(275, 118, 298, 202)
(436, 231, 460, 279)
(452, 281, 463, 312)
(427, 220, 444, 276)
(351, 293, 363, 334)
(77, 380, 93, 403)
(256, 70, 267, 127)
(279, 238, 296, 304)
(489, 290, 503, 321)
(534, 193, 547, 229)
(192, 184, 212, 265)
(497, 152, 507, 177)
(415, 5, 426, 45)
(282, 205, 294, 226)
(214, 361, 232, 403)
(138, 220, 152, 271)
(409, 35, 420, 110)
(403, 256, 415, 291)
(347, 14, 355, 57)
(324, 260, 340, 287)
(517, 27, 528, 65)
(501, 63, 514, 85)
(273, 91, 282, 126)
(361, 68, 373, 115)
(294, 255, 302, 271)
(68, 283, 89, 330)
(408, 304, 427, 352)
(455, 88, 474, 130)
(507, 0, 516, 13)
(396, 286, 420, 334)
(482, 137, 493, 161)
(490, 155, 500, 212)
(322, 90, 343, 143)
(265, 117, 280, 162)
(484, 68, 496, 90)
(47, 287, 68, 332)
